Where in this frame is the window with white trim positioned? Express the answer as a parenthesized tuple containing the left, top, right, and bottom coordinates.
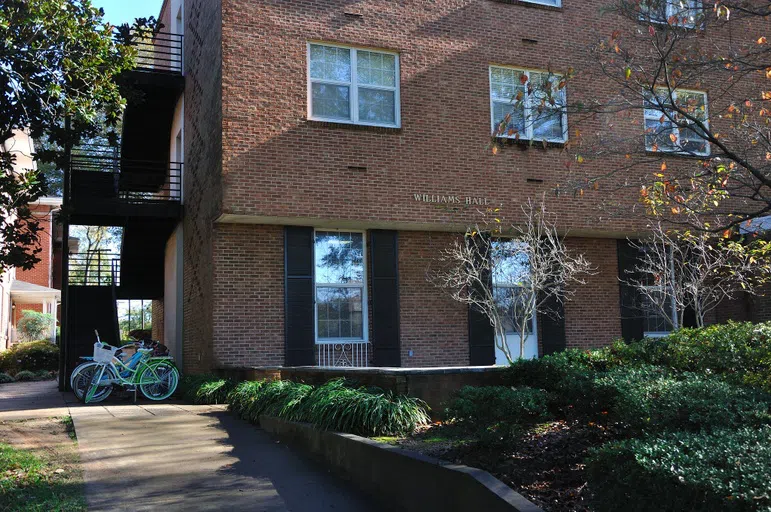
(521, 0, 561, 6)
(308, 43, 400, 127)
(644, 88, 709, 156)
(640, 0, 702, 27)
(491, 240, 534, 336)
(314, 231, 367, 341)
(490, 66, 567, 143)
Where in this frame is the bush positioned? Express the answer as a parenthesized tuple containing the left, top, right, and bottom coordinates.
(16, 311, 55, 343)
(0, 373, 14, 384)
(227, 380, 265, 417)
(0, 341, 58, 375)
(179, 374, 235, 404)
(241, 380, 313, 423)
(597, 367, 771, 433)
(227, 378, 430, 436)
(292, 379, 431, 437)
(602, 322, 771, 391)
(588, 426, 771, 512)
(14, 370, 36, 382)
(34, 370, 54, 381)
(444, 386, 551, 443)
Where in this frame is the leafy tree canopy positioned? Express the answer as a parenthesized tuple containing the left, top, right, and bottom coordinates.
(0, 0, 155, 274)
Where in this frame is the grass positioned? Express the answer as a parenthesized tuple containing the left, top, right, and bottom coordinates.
(60, 417, 76, 441)
(0, 443, 85, 512)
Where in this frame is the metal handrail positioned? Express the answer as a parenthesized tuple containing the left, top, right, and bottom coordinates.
(69, 251, 121, 287)
(70, 153, 182, 203)
(125, 31, 183, 73)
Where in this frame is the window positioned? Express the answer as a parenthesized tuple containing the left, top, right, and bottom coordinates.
(314, 231, 367, 341)
(640, 0, 701, 27)
(640, 285, 674, 337)
(491, 240, 534, 336)
(644, 88, 709, 156)
(490, 66, 567, 143)
(308, 43, 400, 127)
(520, 0, 561, 6)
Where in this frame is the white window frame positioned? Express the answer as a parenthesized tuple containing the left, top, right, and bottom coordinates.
(313, 229, 369, 344)
(307, 43, 401, 128)
(489, 66, 568, 144)
(640, 0, 702, 28)
(520, 0, 561, 6)
(644, 87, 710, 157)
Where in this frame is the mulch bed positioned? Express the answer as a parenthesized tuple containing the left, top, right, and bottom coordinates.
(400, 420, 622, 512)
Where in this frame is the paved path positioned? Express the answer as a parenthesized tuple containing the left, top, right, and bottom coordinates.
(1, 381, 380, 511)
(0, 380, 70, 420)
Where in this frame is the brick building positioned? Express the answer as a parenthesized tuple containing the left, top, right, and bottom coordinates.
(59, 0, 769, 380)
(0, 131, 61, 349)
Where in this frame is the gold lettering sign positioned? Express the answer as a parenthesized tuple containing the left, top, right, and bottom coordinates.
(413, 193, 491, 206)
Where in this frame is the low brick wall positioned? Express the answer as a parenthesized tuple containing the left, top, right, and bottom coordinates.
(260, 416, 542, 512)
(217, 366, 509, 415)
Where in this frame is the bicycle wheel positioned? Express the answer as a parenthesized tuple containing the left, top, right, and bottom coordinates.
(138, 361, 179, 401)
(72, 363, 116, 403)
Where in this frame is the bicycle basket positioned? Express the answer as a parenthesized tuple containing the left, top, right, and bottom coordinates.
(93, 343, 118, 364)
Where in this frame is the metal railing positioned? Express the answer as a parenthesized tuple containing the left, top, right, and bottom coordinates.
(128, 31, 183, 74)
(316, 341, 371, 368)
(69, 251, 121, 287)
(70, 151, 182, 203)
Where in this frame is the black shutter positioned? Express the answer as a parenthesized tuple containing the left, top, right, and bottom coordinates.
(539, 293, 566, 356)
(284, 226, 315, 366)
(370, 230, 401, 367)
(468, 234, 495, 365)
(617, 239, 645, 342)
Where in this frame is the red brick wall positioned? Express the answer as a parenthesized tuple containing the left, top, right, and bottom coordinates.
(217, 0, 765, 236)
(399, 231, 470, 367)
(212, 224, 285, 367)
(16, 206, 53, 288)
(182, 0, 223, 373)
(563, 238, 622, 350)
(152, 299, 165, 342)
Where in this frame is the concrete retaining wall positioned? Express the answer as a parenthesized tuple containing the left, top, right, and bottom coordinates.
(259, 416, 542, 512)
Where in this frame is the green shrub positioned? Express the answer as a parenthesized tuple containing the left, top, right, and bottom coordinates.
(242, 380, 313, 423)
(603, 322, 771, 390)
(0, 341, 58, 375)
(227, 378, 430, 437)
(16, 311, 55, 343)
(14, 370, 36, 382)
(227, 380, 265, 417)
(195, 379, 235, 404)
(588, 426, 771, 512)
(506, 350, 610, 415)
(444, 386, 551, 443)
(33, 370, 54, 381)
(178, 374, 236, 404)
(597, 367, 771, 433)
(0, 373, 14, 384)
(292, 379, 431, 437)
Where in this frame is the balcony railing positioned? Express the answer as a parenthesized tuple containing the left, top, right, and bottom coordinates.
(69, 252, 120, 287)
(70, 150, 182, 204)
(128, 31, 183, 74)
(316, 341, 371, 368)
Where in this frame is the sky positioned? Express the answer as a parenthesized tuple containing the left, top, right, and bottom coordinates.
(92, 0, 163, 26)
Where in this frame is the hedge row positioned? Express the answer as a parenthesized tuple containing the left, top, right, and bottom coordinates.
(0, 341, 58, 376)
(443, 322, 771, 510)
(180, 376, 430, 437)
(588, 426, 771, 512)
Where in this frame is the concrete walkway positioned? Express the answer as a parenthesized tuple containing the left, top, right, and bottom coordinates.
(1, 381, 380, 511)
(0, 380, 70, 420)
